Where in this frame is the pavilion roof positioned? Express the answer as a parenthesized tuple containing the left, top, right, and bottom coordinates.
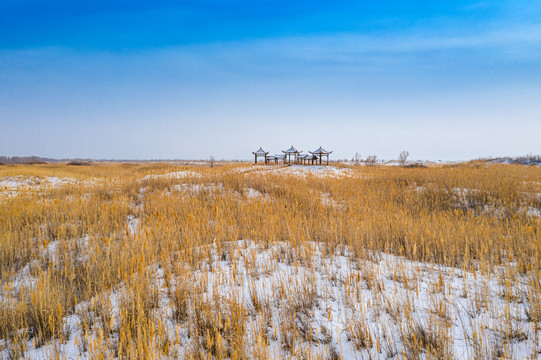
(310, 146, 332, 155)
(252, 147, 269, 155)
(282, 145, 302, 154)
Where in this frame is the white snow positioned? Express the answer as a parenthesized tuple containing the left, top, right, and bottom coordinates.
(127, 215, 140, 235)
(251, 165, 355, 178)
(0, 176, 97, 198)
(7, 240, 538, 359)
(140, 171, 201, 181)
(230, 165, 356, 178)
(0, 176, 75, 192)
(319, 192, 342, 208)
(243, 187, 268, 200)
(524, 207, 541, 218)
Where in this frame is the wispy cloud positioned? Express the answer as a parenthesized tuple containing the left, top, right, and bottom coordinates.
(210, 24, 541, 65)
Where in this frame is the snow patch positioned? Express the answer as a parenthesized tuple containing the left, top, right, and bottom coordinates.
(9, 241, 538, 359)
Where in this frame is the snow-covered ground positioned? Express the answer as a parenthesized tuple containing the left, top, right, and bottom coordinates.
(272, 165, 355, 178)
(140, 171, 202, 181)
(0, 176, 79, 194)
(0, 176, 100, 198)
(2, 166, 540, 359)
(5, 239, 538, 359)
(234, 165, 356, 178)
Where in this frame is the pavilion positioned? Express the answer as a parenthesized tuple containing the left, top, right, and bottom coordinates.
(282, 146, 302, 164)
(252, 145, 332, 165)
(309, 146, 333, 165)
(252, 147, 269, 164)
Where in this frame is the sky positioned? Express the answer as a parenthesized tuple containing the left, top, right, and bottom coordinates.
(1, 1, 540, 161)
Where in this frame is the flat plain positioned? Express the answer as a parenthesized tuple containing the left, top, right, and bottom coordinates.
(1, 162, 540, 359)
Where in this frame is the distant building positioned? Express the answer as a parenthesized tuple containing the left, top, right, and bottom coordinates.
(253, 145, 333, 165)
(252, 147, 269, 164)
(282, 145, 302, 164)
(310, 146, 333, 165)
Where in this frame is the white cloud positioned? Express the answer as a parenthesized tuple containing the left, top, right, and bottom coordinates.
(208, 24, 541, 65)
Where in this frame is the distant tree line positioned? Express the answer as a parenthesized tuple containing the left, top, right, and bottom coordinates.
(0, 156, 59, 164)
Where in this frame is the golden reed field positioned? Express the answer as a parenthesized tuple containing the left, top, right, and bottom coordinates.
(0, 162, 540, 359)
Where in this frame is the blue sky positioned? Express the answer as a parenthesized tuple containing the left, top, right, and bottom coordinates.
(1, 1, 540, 160)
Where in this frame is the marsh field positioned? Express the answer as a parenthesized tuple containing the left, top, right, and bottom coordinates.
(0, 162, 540, 359)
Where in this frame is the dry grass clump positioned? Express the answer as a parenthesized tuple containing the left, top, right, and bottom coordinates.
(0, 162, 540, 358)
(189, 290, 248, 358)
(66, 161, 92, 166)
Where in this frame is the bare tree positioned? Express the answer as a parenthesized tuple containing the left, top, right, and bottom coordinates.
(365, 155, 377, 166)
(354, 152, 362, 165)
(209, 155, 215, 168)
(398, 150, 409, 167)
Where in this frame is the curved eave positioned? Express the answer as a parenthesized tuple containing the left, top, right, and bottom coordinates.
(309, 151, 333, 155)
